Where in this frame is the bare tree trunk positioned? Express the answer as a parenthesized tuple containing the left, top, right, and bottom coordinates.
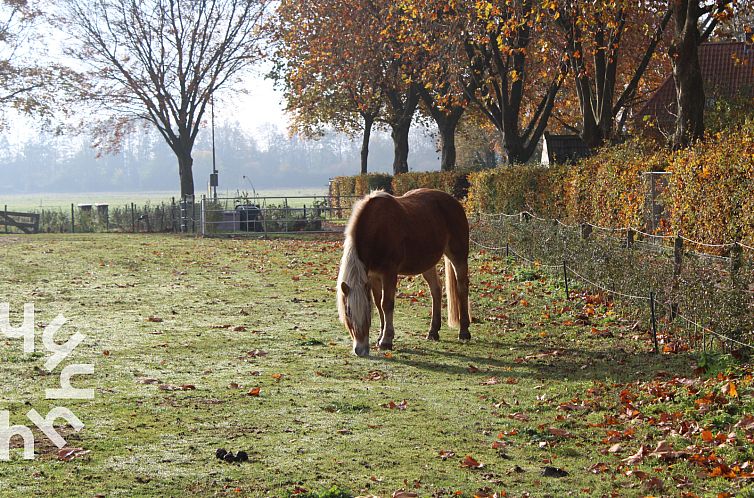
(360, 113, 374, 175)
(390, 121, 410, 174)
(438, 120, 458, 171)
(177, 150, 195, 199)
(671, 0, 705, 149)
(385, 85, 420, 175)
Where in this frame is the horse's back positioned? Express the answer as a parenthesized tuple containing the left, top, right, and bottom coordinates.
(350, 189, 468, 275)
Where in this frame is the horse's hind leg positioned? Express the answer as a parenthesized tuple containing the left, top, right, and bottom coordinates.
(423, 266, 442, 341)
(370, 274, 385, 345)
(455, 259, 471, 341)
(378, 272, 397, 350)
(449, 256, 471, 341)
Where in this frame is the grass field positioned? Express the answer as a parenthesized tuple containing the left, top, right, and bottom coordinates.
(0, 188, 328, 211)
(0, 234, 751, 497)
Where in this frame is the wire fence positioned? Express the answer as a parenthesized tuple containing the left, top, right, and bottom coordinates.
(2, 194, 361, 236)
(200, 195, 358, 236)
(2, 199, 189, 234)
(471, 212, 754, 355)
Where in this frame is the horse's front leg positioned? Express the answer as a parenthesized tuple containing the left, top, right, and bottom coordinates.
(378, 272, 397, 350)
(423, 267, 442, 341)
(369, 274, 385, 345)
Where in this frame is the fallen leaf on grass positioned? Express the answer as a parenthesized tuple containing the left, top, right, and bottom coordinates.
(146, 316, 163, 323)
(383, 400, 408, 410)
(232, 326, 247, 332)
(588, 462, 610, 474)
(364, 370, 387, 381)
(467, 364, 479, 373)
(392, 491, 418, 498)
(244, 349, 268, 358)
(136, 377, 161, 385)
(622, 445, 650, 465)
(460, 455, 484, 469)
(608, 443, 622, 453)
(248, 387, 261, 397)
(158, 384, 195, 391)
(735, 415, 754, 431)
(701, 429, 714, 442)
(481, 377, 500, 385)
(58, 447, 90, 461)
(648, 440, 685, 460)
(439, 450, 456, 460)
(271, 373, 283, 381)
(547, 428, 572, 438)
(509, 412, 529, 421)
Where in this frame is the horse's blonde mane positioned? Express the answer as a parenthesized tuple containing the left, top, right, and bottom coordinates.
(336, 192, 387, 330)
(336, 237, 371, 330)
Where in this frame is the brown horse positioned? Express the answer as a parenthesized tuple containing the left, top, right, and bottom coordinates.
(337, 188, 471, 356)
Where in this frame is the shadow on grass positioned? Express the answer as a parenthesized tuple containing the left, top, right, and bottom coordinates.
(388, 341, 695, 384)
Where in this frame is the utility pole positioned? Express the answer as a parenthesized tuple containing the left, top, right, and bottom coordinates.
(210, 95, 218, 201)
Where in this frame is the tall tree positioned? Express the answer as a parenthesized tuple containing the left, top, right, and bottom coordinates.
(273, 0, 384, 175)
(58, 0, 268, 198)
(463, 0, 569, 165)
(387, 0, 479, 171)
(555, 0, 672, 147)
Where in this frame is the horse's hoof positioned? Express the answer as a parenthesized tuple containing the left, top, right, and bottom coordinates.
(378, 341, 393, 351)
(459, 332, 471, 342)
(426, 332, 440, 341)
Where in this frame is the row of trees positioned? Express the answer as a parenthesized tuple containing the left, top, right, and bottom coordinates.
(1, 1, 750, 195)
(273, 0, 750, 174)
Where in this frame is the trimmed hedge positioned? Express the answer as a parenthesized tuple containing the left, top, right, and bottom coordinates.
(466, 165, 566, 218)
(667, 125, 754, 246)
(329, 124, 754, 246)
(329, 171, 469, 201)
(391, 171, 470, 198)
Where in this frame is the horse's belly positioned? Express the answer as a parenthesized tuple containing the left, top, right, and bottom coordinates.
(398, 250, 444, 275)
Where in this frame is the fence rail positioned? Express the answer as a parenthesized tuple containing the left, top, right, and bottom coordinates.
(472, 211, 753, 355)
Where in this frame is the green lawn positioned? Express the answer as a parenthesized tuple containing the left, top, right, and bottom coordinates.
(0, 234, 751, 497)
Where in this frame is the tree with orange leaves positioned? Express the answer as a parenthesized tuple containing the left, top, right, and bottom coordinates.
(273, 0, 383, 174)
(553, 0, 672, 147)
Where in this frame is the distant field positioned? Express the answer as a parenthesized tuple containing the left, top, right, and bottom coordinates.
(0, 187, 328, 211)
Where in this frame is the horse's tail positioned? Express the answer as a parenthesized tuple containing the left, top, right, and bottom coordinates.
(445, 256, 461, 328)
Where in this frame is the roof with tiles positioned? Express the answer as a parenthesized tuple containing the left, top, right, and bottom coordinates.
(636, 41, 754, 130)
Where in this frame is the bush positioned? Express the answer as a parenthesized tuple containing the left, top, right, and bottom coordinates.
(466, 165, 566, 217)
(391, 171, 469, 198)
(562, 140, 666, 229)
(666, 121, 754, 246)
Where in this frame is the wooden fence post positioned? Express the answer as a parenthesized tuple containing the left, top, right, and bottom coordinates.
(670, 235, 683, 321)
(580, 223, 592, 240)
(626, 228, 634, 249)
(131, 203, 136, 233)
(730, 242, 742, 284)
(70, 204, 75, 233)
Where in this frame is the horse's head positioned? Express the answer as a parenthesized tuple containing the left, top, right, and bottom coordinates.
(338, 280, 372, 356)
